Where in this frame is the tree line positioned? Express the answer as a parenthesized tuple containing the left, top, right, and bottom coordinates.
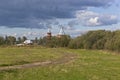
(40, 35, 71, 48)
(68, 30, 120, 52)
(0, 35, 71, 47)
(0, 36, 27, 46)
(0, 30, 120, 52)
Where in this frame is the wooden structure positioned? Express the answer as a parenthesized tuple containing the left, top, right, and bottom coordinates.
(46, 28, 52, 40)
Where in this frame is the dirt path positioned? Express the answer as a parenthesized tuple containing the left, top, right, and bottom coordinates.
(0, 53, 76, 71)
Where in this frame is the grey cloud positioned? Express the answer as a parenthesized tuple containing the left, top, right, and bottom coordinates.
(0, 0, 115, 28)
(68, 20, 79, 27)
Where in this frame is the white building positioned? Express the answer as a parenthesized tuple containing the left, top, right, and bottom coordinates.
(23, 40, 33, 45)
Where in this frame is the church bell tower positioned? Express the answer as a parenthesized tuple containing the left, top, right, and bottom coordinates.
(47, 28, 52, 39)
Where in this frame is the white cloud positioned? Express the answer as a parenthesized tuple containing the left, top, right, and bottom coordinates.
(75, 10, 118, 26)
(110, 15, 117, 19)
(88, 17, 101, 26)
(76, 10, 98, 19)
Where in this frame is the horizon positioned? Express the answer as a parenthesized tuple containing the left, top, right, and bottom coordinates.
(0, 0, 120, 39)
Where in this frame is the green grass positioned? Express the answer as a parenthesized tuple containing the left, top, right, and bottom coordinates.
(0, 47, 120, 80)
(0, 47, 63, 66)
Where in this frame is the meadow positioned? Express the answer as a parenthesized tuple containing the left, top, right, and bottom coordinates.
(0, 47, 120, 80)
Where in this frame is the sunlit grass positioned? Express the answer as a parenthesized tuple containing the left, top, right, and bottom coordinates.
(0, 47, 63, 66)
(0, 47, 120, 80)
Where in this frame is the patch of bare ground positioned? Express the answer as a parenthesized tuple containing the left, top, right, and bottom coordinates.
(0, 53, 76, 71)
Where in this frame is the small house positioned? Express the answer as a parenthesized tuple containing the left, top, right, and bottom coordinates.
(23, 40, 33, 45)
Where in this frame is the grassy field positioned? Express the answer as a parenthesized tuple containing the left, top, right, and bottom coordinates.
(0, 47, 120, 80)
(0, 47, 64, 66)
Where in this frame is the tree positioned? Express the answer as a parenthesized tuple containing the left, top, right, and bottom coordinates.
(17, 37, 22, 44)
(34, 37, 38, 43)
(0, 36, 4, 45)
(68, 36, 84, 49)
(56, 35, 71, 47)
(7, 36, 16, 45)
(22, 36, 27, 42)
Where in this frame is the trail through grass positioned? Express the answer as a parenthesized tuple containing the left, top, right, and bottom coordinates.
(0, 47, 120, 80)
(0, 47, 63, 66)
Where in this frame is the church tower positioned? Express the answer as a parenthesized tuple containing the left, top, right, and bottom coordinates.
(57, 27, 65, 38)
(47, 28, 52, 39)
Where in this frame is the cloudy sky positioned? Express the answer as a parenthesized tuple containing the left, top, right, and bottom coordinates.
(0, 0, 120, 39)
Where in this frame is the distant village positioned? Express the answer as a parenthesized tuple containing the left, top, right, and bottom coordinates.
(16, 27, 66, 46)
